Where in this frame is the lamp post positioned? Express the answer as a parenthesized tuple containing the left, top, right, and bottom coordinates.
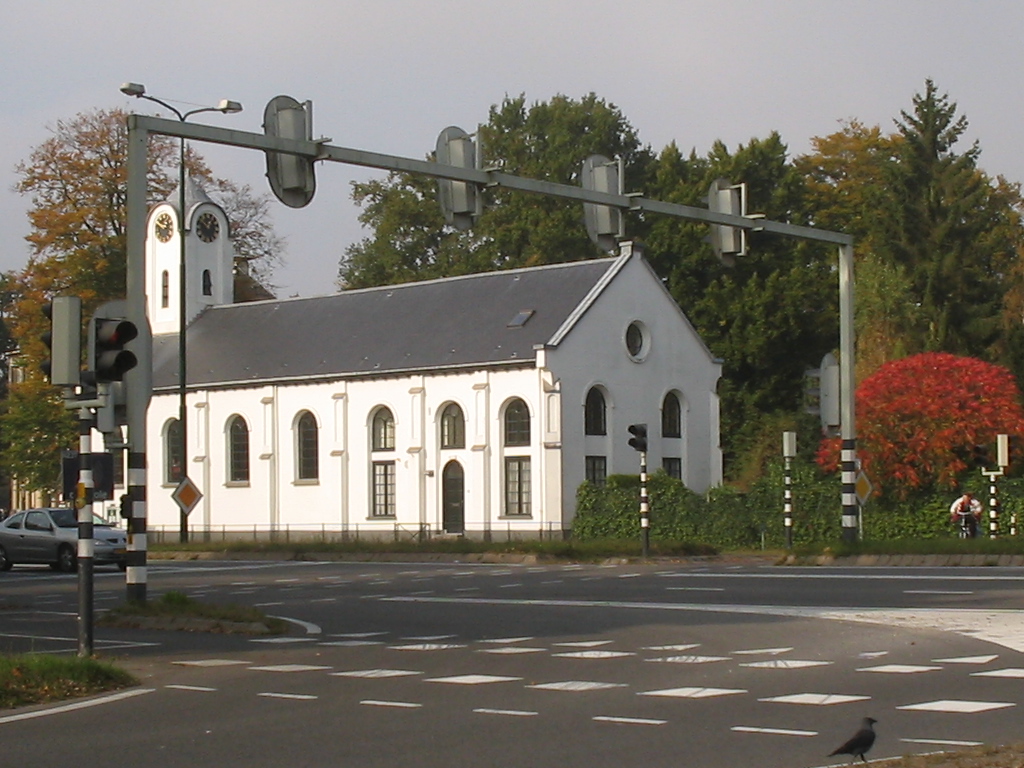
(119, 83, 241, 542)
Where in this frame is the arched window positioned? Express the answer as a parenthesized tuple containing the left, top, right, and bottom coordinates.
(296, 411, 319, 481)
(165, 419, 183, 484)
(584, 387, 606, 435)
(372, 407, 395, 451)
(227, 415, 250, 483)
(662, 392, 682, 438)
(504, 398, 530, 447)
(202, 269, 213, 296)
(440, 403, 465, 449)
(161, 271, 170, 309)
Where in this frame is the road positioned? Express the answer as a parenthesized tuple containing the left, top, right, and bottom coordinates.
(2, 558, 1023, 768)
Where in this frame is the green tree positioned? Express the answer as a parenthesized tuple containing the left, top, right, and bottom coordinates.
(644, 134, 838, 471)
(339, 94, 654, 288)
(2, 107, 283, 495)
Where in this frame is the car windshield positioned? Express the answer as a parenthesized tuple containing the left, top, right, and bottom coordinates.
(47, 509, 113, 528)
(49, 509, 78, 528)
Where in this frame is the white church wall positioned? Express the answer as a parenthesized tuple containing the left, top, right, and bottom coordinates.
(545, 253, 723, 527)
(145, 365, 557, 538)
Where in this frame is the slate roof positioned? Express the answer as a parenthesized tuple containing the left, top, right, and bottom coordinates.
(153, 257, 621, 390)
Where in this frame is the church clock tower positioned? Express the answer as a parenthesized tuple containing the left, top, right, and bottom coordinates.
(145, 176, 233, 335)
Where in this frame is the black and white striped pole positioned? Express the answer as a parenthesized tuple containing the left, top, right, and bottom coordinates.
(77, 409, 95, 657)
(782, 431, 796, 549)
(628, 424, 650, 558)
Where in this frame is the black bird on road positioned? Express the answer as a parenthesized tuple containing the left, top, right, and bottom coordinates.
(829, 717, 877, 763)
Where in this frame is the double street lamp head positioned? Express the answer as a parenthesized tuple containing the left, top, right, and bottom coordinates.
(119, 82, 243, 117)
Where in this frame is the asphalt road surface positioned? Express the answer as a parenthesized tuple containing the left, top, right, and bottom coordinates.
(3, 558, 1024, 768)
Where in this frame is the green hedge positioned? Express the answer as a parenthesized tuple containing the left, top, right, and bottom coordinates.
(572, 461, 1021, 548)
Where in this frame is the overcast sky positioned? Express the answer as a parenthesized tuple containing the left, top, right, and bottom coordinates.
(2, 1, 1022, 298)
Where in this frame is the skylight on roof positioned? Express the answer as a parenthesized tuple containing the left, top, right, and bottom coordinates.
(507, 309, 535, 328)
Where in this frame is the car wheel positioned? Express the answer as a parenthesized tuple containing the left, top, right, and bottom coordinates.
(57, 544, 77, 573)
(0, 544, 12, 571)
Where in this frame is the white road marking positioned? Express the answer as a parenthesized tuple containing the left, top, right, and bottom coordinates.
(361, 700, 422, 708)
(478, 636, 533, 644)
(478, 647, 546, 655)
(555, 650, 635, 659)
(249, 664, 332, 672)
(268, 615, 322, 635)
(971, 668, 1024, 678)
(332, 669, 421, 678)
(897, 699, 1015, 713)
(380, 595, 1024, 653)
(529, 681, 628, 692)
(166, 684, 217, 692)
(900, 738, 984, 747)
(0, 688, 156, 725)
(858, 651, 889, 658)
(647, 655, 730, 664)
(740, 660, 832, 669)
(639, 687, 746, 699)
(904, 589, 973, 595)
(388, 643, 466, 651)
(474, 708, 538, 717)
(249, 637, 315, 644)
(172, 659, 248, 667)
(258, 692, 318, 700)
(666, 586, 725, 592)
(760, 693, 870, 705)
(425, 674, 522, 685)
(555, 640, 613, 647)
(732, 725, 817, 737)
(593, 715, 666, 725)
(934, 654, 998, 664)
(732, 647, 792, 655)
(319, 640, 383, 647)
(857, 664, 942, 674)
(644, 643, 700, 651)
(402, 634, 456, 641)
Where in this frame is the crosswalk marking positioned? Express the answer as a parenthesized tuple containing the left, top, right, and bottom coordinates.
(331, 669, 421, 678)
(759, 693, 870, 706)
(593, 715, 666, 725)
(897, 699, 1015, 713)
(732, 725, 817, 737)
(639, 687, 746, 699)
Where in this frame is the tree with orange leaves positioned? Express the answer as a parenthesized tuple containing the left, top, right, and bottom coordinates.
(817, 352, 1024, 496)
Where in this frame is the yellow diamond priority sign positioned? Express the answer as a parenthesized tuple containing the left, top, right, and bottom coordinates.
(854, 471, 874, 506)
(172, 476, 203, 517)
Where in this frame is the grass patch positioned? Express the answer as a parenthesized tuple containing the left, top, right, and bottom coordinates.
(150, 537, 718, 560)
(0, 654, 137, 709)
(99, 591, 289, 634)
(793, 537, 1024, 558)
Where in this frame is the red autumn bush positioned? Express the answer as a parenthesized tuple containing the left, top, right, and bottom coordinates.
(817, 352, 1024, 495)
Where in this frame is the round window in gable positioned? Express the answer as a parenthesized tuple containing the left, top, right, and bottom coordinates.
(625, 321, 649, 361)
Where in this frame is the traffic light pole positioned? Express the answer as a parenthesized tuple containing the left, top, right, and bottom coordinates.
(639, 451, 650, 559)
(124, 111, 861, 586)
(76, 409, 94, 657)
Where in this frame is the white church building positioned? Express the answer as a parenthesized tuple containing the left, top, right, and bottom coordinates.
(137, 181, 723, 539)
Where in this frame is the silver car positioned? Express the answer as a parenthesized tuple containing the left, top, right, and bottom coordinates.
(0, 508, 127, 572)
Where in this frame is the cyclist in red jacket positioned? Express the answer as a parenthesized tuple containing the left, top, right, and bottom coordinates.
(950, 492, 982, 538)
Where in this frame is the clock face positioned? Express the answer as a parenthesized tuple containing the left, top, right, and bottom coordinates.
(154, 212, 174, 243)
(197, 212, 220, 243)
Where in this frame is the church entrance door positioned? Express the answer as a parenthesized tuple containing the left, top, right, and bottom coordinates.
(442, 460, 465, 534)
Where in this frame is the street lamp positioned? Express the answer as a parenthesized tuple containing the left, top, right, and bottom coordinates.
(120, 83, 242, 542)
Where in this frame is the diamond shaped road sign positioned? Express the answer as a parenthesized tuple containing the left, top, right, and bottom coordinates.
(171, 475, 203, 516)
(855, 471, 874, 506)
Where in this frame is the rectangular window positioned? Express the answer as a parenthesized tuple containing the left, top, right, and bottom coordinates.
(504, 457, 531, 516)
(585, 456, 607, 487)
(372, 461, 396, 517)
(663, 457, 682, 480)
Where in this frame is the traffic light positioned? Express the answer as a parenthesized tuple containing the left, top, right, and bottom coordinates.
(40, 296, 81, 386)
(119, 493, 132, 520)
(628, 423, 648, 453)
(92, 317, 138, 382)
(706, 177, 747, 267)
(263, 95, 316, 208)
